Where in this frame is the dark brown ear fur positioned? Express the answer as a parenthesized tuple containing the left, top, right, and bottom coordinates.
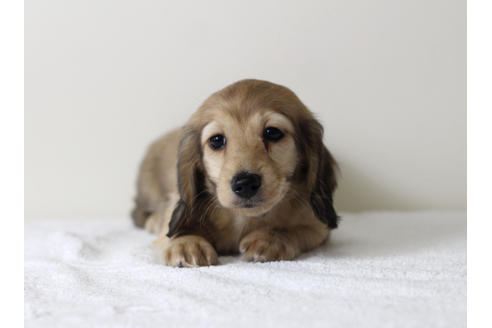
(167, 127, 210, 238)
(299, 119, 339, 229)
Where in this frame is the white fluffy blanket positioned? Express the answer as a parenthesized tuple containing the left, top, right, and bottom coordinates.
(24, 211, 466, 328)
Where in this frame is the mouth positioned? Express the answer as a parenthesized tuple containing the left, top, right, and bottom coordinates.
(235, 198, 264, 209)
(230, 196, 278, 217)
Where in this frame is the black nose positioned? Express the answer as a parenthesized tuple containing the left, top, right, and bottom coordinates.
(231, 172, 262, 199)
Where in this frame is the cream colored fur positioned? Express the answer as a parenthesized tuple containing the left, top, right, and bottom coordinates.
(132, 79, 338, 267)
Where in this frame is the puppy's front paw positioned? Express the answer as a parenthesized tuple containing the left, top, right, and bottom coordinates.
(162, 236, 218, 267)
(239, 229, 297, 262)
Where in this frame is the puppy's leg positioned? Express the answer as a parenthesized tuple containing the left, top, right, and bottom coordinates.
(154, 234, 218, 267)
(144, 193, 180, 234)
(131, 199, 151, 228)
(144, 211, 165, 234)
(239, 226, 329, 262)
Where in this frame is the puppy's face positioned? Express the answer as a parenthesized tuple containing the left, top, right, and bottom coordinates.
(167, 80, 338, 238)
(200, 110, 297, 216)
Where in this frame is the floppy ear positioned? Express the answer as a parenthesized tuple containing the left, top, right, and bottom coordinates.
(300, 119, 339, 229)
(167, 126, 209, 238)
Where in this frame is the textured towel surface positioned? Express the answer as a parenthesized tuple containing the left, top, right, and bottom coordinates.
(24, 211, 466, 328)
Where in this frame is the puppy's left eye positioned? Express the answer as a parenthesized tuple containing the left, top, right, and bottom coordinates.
(263, 127, 284, 142)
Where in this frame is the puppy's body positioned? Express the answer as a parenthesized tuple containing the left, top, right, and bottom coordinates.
(133, 79, 338, 267)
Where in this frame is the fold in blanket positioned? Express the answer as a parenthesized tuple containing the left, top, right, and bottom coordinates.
(24, 211, 466, 328)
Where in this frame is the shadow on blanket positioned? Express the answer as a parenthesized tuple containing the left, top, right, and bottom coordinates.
(307, 211, 465, 260)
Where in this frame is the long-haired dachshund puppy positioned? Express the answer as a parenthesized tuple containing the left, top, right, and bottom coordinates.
(132, 79, 339, 267)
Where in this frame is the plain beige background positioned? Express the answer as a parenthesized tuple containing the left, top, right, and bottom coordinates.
(25, 0, 466, 219)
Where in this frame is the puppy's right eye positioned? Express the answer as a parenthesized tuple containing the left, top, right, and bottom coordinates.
(209, 134, 226, 150)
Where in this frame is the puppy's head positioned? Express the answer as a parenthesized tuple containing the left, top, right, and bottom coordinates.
(167, 80, 338, 237)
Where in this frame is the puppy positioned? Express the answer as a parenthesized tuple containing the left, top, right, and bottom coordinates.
(132, 79, 339, 267)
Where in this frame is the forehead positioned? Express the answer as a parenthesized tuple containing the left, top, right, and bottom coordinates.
(200, 110, 294, 143)
(199, 80, 307, 120)
(193, 80, 313, 141)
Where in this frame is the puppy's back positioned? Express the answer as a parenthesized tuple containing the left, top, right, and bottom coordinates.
(132, 129, 181, 228)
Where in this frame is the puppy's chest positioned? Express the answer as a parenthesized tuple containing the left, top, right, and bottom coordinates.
(212, 213, 259, 254)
